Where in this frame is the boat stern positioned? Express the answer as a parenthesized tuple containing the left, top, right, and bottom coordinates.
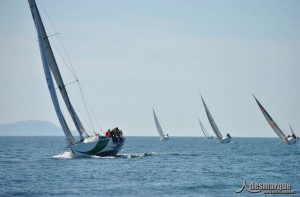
(287, 137, 298, 145)
(70, 136, 125, 157)
(221, 137, 231, 143)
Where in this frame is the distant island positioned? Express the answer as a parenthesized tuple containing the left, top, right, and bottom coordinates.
(0, 120, 63, 136)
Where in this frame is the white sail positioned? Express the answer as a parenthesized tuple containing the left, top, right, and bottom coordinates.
(152, 109, 166, 139)
(28, 0, 87, 141)
(28, 0, 126, 156)
(253, 95, 288, 143)
(198, 119, 209, 137)
(28, 0, 75, 145)
(201, 96, 223, 141)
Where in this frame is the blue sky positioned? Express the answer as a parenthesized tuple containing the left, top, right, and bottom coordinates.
(0, 0, 299, 137)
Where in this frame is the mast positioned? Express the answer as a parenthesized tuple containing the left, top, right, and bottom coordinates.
(152, 109, 165, 139)
(198, 119, 209, 138)
(200, 96, 223, 141)
(28, 0, 87, 141)
(28, 0, 75, 145)
(289, 124, 295, 135)
(253, 95, 288, 143)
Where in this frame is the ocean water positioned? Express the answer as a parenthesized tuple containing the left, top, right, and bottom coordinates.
(0, 136, 299, 197)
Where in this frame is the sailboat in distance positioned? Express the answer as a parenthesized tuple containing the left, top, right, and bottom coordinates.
(200, 95, 231, 143)
(289, 124, 298, 137)
(253, 95, 298, 145)
(28, 0, 124, 156)
(198, 119, 214, 139)
(152, 109, 169, 140)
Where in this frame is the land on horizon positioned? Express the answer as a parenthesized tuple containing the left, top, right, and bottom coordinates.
(0, 120, 283, 138)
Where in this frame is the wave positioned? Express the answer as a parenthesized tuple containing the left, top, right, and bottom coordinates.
(52, 152, 158, 159)
(52, 151, 74, 159)
(91, 155, 115, 159)
(117, 152, 158, 158)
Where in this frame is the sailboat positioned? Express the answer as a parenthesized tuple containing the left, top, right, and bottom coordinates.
(152, 109, 169, 140)
(253, 95, 298, 145)
(198, 119, 214, 139)
(28, 0, 125, 157)
(200, 96, 231, 143)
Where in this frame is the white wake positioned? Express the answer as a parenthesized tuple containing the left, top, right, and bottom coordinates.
(52, 151, 74, 159)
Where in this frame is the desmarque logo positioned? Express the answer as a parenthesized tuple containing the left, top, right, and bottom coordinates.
(236, 180, 296, 195)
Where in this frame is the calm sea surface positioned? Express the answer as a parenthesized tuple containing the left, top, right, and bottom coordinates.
(0, 137, 299, 197)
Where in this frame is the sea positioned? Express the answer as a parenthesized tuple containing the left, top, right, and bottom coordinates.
(0, 136, 299, 197)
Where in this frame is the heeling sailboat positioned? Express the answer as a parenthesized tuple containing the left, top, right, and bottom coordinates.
(152, 109, 169, 140)
(198, 119, 214, 139)
(200, 95, 231, 143)
(28, 0, 124, 156)
(253, 95, 298, 145)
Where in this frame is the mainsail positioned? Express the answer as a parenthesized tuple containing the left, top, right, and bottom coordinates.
(29, 0, 86, 142)
(253, 95, 288, 143)
(152, 109, 165, 139)
(198, 119, 209, 138)
(201, 96, 223, 141)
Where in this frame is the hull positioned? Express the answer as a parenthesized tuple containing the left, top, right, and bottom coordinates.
(287, 137, 298, 145)
(161, 135, 169, 140)
(70, 136, 125, 157)
(221, 137, 231, 143)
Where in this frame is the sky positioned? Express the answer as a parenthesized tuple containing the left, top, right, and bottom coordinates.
(0, 0, 299, 137)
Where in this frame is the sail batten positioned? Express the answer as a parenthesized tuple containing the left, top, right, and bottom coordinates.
(28, 0, 86, 141)
(201, 97, 223, 141)
(29, 0, 75, 145)
(253, 96, 287, 143)
(152, 109, 166, 139)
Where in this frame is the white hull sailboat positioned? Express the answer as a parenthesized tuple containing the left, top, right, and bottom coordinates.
(200, 96, 231, 143)
(28, 0, 124, 157)
(288, 125, 299, 144)
(152, 109, 169, 140)
(198, 119, 214, 139)
(253, 95, 298, 145)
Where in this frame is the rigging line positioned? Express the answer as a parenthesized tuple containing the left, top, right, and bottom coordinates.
(55, 87, 75, 136)
(49, 35, 95, 134)
(43, 25, 77, 79)
(52, 32, 77, 78)
(68, 91, 93, 133)
(54, 80, 78, 90)
(77, 82, 97, 135)
(49, 36, 77, 79)
(39, 1, 78, 79)
(39, 1, 98, 134)
(56, 34, 78, 79)
(78, 82, 103, 132)
(64, 80, 79, 87)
